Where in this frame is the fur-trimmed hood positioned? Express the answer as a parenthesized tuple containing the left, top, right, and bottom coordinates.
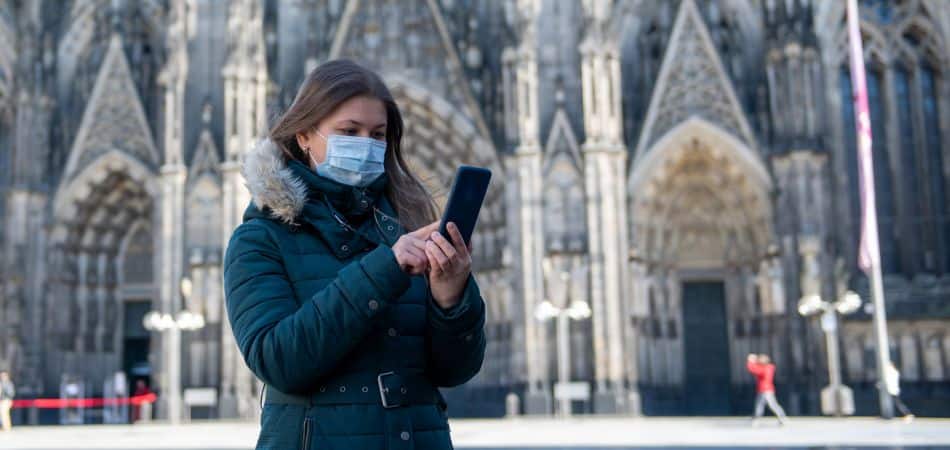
(241, 138, 308, 224)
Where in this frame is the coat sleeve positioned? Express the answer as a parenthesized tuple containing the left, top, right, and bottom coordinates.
(224, 221, 411, 394)
(424, 274, 487, 387)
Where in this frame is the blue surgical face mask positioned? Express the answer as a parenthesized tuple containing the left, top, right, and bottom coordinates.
(310, 130, 387, 187)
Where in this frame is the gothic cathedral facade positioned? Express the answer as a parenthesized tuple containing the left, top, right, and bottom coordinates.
(1, 0, 949, 419)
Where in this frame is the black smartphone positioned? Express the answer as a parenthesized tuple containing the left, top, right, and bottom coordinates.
(438, 165, 492, 246)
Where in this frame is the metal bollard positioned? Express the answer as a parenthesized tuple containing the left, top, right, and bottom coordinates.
(505, 392, 520, 418)
(139, 402, 152, 423)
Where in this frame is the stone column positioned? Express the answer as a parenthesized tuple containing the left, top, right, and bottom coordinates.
(772, 150, 830, 405)
(5, 86, 52, 396)
(157, 164, 186, 422)
(579, 33, 634, 413)
(504, 4, 552, 412)
(153, 0, 191, 422)
(75, 252, 89, 355)
(625, 258, 647, 412)
(218, 0, 269, 420)
(2, 189, 48, 396)
(219, 160, 251, 419)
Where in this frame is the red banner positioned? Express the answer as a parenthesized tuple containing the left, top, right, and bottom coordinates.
(10, 393, 157, 409)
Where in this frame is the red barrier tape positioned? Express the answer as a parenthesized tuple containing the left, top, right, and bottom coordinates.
(10, 393, 157, 409)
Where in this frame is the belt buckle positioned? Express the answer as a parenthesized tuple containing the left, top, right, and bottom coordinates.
(377, 371, 401, 409)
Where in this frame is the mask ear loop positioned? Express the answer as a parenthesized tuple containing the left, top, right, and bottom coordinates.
(307, 129, 329, 168)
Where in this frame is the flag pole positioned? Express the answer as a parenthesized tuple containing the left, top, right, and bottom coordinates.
(846, 0, 894, 419)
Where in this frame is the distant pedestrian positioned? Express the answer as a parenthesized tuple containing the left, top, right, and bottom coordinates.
(131, 380, 152, 423)
(747, 353, 787, 425)
(0, 371, 15, 431)
(884, 361, 914, 423)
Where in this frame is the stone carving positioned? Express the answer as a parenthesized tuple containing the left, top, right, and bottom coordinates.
(63, 34, 159, 181)
(636, 0, 756, 155)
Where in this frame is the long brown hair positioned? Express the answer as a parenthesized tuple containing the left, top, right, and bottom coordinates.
(269, 59, 437, 230)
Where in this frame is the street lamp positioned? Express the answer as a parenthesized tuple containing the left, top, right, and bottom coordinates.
(797, 290, 862, 416)
(143, 277, 205, 424)
(537, 257, 591, 418)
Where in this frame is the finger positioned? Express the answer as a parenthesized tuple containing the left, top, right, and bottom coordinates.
(407, 236, 429, 254)
(425, 245, 443, 274)
(426, 240, 450, 271)
(410, 220, 440, 239)
(410, 248, 431, 273)
(447, 222, 469, 257)
(430, 231, 458, 262)
(407, 251, 428, 270)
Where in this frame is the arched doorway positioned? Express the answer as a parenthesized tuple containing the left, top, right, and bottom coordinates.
(387, 77, 507, 276)
(628, 118, 774, 415)
(47, 151, 158, 397)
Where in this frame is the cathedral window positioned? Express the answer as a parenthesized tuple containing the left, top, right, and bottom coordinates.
(895, 68, 918, 227)
(920, 64, 948, 270)
(866, 68, 900, 273)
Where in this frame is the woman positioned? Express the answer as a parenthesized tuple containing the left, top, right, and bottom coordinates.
(224, 59, 486, 450)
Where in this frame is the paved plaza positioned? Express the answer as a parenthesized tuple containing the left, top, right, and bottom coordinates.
(1, 416, 949, 449)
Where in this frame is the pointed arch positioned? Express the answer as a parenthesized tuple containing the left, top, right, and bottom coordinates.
(388, 75, 504, 183)
(188, 127, 222, 184)
(53, 150, 158, 221)
(629, 118, 773, 268)
(897, 15, 949, 68)
(186, 174, 223, 252)
(386, 76, 506, 270)
(542, 107, 583, 174)
(826, 7, 893, 66)
(61, 34, 160, 184)
(632, 0, 758, 163)
(630, 117, 772, 195)
(46, 147, 157, 362)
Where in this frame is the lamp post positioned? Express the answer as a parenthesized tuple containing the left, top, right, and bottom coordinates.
(143, 277, 205, 424)
(797, 290, 862, 416)
(536, 258, 591, 418)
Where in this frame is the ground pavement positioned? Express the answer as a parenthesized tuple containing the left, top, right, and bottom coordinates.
(0, 416, 948, 449)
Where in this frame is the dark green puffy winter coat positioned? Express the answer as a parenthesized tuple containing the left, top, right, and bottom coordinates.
(223, 139, 486, 449)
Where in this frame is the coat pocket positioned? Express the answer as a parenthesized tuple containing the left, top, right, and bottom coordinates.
(255, 404, 306, 450)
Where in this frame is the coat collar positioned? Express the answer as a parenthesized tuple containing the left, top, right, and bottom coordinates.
(241, 138, 402, 259)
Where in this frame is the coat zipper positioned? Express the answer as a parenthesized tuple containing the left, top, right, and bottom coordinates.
(300, 417, 313, 450)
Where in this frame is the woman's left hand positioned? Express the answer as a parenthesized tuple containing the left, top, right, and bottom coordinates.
(425, 222, 472, 310)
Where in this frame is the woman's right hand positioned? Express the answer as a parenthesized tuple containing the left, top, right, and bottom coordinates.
(392, 221, 440, 275)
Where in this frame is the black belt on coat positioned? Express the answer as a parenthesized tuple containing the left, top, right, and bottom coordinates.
(264, 371, 444, 409)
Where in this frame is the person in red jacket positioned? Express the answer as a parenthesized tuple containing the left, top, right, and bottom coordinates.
(747, 353, 787, 425)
